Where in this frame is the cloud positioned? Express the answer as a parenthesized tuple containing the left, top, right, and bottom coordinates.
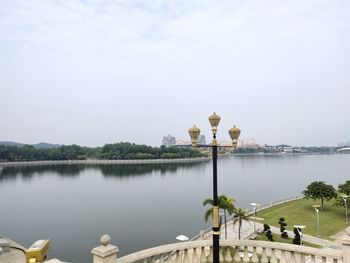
(0, 0, 349, 146)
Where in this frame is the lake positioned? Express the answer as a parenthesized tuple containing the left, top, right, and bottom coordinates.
(1, 154, 349, 263)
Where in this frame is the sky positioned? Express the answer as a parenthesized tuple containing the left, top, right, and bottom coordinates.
(1, 0, 350, 147)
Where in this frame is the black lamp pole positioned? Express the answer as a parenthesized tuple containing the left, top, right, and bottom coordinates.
(211, 135, 220, 263)
(188, 113, 241, 263)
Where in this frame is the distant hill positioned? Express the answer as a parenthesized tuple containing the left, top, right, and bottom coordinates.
(0, 141, 24, 147)
(0, 141, 60, 149)
(33, 142, 61, 149)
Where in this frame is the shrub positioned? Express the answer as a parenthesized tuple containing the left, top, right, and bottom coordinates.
(278, 217, 289, 238)
(263, 224, 274, 241)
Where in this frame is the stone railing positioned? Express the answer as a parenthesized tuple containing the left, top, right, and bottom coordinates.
(90, 228, 350, 263)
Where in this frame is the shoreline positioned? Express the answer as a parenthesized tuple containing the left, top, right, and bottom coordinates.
(0, 157, 211, 167)
(0, 153, 339, 167)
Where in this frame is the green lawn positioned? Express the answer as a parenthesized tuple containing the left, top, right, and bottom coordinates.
(255, 199, 348, 240)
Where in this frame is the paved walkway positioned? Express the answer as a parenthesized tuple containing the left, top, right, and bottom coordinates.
(202, 219, 255, 240)
(220, 219, 255, 240)
(331, 228, 349, 244)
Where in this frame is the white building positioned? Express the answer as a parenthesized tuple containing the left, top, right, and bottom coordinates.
(198, 135, 206, 145)
(162, 135, 176, 147)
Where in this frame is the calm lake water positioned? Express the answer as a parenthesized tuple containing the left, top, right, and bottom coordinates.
(1, 154, 349, 263)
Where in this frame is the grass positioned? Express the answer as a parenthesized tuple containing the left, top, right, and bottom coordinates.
(254, 198, 348, 240)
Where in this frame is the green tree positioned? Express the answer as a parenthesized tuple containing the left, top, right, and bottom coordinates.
(333, 193, 350, 208)
(203, 195, 235, 239)
(0, 142, 204, 161)
(338, 180, 350, 195)
(303, 181, 337, 209)
(219, 196, 236, 239)
(232, 207, 251, 240)
(334, 181, 350, 209)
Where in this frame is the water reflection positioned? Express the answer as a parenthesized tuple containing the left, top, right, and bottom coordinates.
(100, 163, 199, 178)
(0, 165, 84, 182)
(0, 162, 204, 183)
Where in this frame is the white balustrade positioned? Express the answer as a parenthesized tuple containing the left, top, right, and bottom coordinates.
(91, 227, 350, 263)
(115, 240, 343, 263)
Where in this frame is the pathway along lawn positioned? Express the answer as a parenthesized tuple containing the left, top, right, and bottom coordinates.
(257, 233, 321, 248)
(255, 198, 348, 240)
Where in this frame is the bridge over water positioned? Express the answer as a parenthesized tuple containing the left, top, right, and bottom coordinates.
(336, 147, 350, 153)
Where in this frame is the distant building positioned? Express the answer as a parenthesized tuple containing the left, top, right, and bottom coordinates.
(217, 140, 232, 146)
(175, 140, 189, 145)
(162, 135, 176, 147)
(240, 138, 259, 149)
(198, 135, 206, 145)
(263, 145, 281, 153)
(174, 140, 191, 149)
(282, 146, 306, 153)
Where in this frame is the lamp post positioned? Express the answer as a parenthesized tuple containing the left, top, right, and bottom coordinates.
(250, 203, 257, 233)
(188, 112, 241, 263)
(312, 205, 320, 237)
(294, 225, 306, 246)
(341, 195, 349, 224)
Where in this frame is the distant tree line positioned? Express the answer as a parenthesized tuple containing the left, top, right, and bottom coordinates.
(0, 142, 204, 161)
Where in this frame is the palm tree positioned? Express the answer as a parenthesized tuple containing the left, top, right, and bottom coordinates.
(232, 207, 251, 240)
(203, 195, 235, 239)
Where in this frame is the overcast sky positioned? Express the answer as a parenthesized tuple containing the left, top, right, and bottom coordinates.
(1, 0, 349, 147)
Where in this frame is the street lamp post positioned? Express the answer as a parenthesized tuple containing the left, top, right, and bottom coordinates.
(312, 205, 320, 237)
(341, 195, 349, 224)
(294, 225, 306, 246)
(250, 203, 257, 233)
(188, 112, 241, 263)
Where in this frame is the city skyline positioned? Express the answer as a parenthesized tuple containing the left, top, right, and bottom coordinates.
(1, 136, 347, 148)
(1, 1, 349, 147)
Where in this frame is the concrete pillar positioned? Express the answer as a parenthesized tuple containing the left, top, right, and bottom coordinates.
(91, 235, 119, 263)
(343, 227, 350, 263)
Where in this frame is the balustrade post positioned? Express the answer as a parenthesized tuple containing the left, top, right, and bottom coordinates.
(343, 227, 350, 263)
(200, 230, 205, 240)
(91, 234, 119, 263)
